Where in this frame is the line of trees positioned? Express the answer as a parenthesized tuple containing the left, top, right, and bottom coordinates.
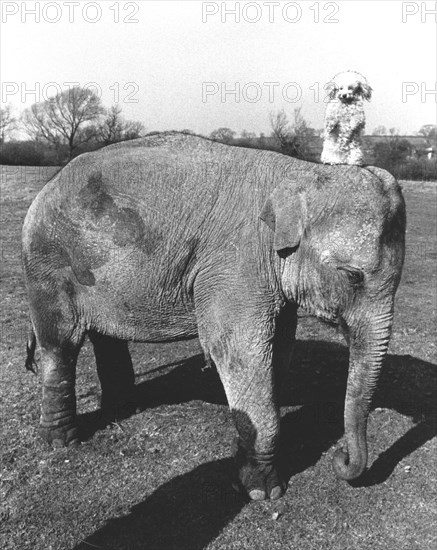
(369, 125, 436, 180)
(207, 116, 436, 180)
(208, 108, 322, 162)
(1, 94, 435, 180)
(0, 86, 146, 165)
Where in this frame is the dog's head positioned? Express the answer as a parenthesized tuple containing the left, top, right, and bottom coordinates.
(327, 71, 372, 103)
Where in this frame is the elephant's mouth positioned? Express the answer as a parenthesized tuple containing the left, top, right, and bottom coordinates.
(299, 303, 340, 326)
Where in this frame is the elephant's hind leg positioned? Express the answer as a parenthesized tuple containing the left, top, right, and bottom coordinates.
(88, 332, 136, 422)
(39, 345, 82, 447)
(27, 280, 84, 447)
(36, 322, 84, 448)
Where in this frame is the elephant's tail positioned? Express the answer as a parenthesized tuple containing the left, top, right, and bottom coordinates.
(25, 328, 38, 374)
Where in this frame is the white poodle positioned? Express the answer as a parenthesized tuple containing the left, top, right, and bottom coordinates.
(321, 70, 372, 165)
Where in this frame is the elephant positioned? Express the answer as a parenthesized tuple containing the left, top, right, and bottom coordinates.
(22, 131, 406, 501)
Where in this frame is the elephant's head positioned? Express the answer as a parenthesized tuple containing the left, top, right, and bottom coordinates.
(261, 165, 406, 480)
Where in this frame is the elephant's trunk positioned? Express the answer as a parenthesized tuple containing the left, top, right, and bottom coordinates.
(333, 308, 393, 480)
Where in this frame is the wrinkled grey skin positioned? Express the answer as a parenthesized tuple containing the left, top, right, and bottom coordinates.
(22, 132, 405, 501)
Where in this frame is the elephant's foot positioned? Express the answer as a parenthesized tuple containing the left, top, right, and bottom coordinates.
(233, 440, 286, 501)
(39, 417, 79, 448)
(40, 382, 79, 448)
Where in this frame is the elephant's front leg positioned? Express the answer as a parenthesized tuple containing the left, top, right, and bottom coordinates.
(202, 321, 286, 501)
(231, 387, 285, 501)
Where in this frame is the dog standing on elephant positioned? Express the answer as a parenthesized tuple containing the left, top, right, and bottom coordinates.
(23, 132, 405, 501)
(321, 70, 372, 165)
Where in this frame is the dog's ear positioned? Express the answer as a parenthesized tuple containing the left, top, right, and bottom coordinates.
(359, 82, 372, 101)
(325, 81, 338, 100)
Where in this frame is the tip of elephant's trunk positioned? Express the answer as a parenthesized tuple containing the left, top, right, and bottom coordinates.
(332, 446, 367, 481)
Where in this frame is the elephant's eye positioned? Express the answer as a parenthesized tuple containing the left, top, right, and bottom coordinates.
(337, 265, 364, 286)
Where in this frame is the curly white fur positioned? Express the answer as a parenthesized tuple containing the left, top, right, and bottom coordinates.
(321, 71, 372, 165)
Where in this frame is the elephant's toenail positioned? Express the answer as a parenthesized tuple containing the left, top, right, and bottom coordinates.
(270, 486, 283, 500)
(249, 489, 266, 501)
(68, 439, 80, 448)
(52, 439, 64, 448)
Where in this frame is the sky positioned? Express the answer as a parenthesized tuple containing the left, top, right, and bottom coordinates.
(1, 0, 436, 136)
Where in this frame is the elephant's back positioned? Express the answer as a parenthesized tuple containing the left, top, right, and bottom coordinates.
(22, 132, 296, 273)
(29, 132, 297, 210)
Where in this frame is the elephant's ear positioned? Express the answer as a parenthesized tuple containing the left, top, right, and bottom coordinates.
(260, 186, 302, 253)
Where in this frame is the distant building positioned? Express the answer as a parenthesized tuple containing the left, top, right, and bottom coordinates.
(425, 147, 435, 160)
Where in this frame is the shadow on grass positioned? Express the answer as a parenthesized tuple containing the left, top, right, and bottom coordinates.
(77, 353, 226, 441)
(73, 458, 245, 550)
(75, 341, 436, 550)
(358, 353, 437, 487)
(278, 343, 437, 487)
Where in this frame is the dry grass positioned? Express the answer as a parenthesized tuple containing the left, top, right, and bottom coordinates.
(0, 165, 436, 550)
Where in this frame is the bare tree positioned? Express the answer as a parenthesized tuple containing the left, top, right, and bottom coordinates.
(95, 105, 125, 145)
(418, 124, 436, 137)
(209, 127, 236, 144)
(269, 107, 314, 159)
(418, 124, 437, 148)
(0, 105, 16, 143)
(269, 109, 290, 146)
(373, 127, 411, 168)
(240, 129, 257, 139)
(122, 119, 146, 141)
(95, 105, 145, 145)
(372, 125, 388, 136)
(22, 86, 104, 159)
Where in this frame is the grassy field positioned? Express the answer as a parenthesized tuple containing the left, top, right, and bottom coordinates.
(0, 165, 436, 550)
